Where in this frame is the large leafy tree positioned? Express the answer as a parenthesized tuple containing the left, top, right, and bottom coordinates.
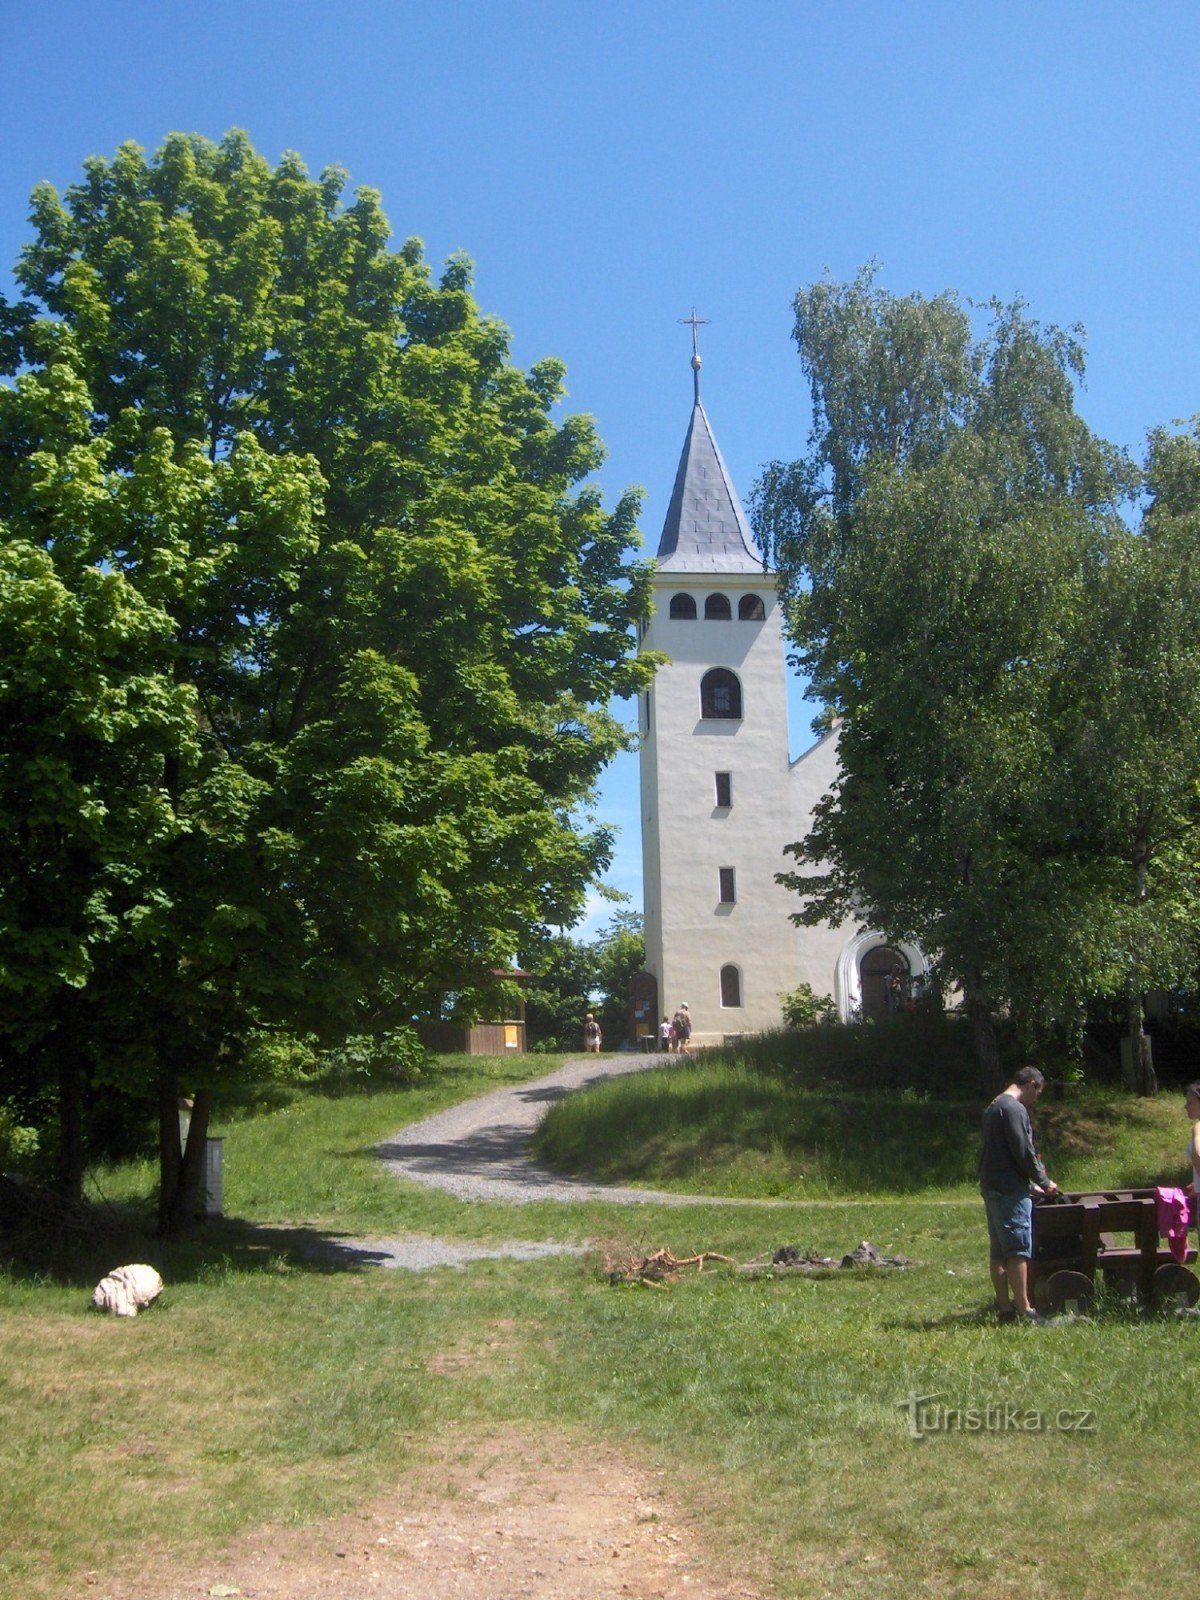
(1047, 424, 1200, 1091)
(753, 267, 1136, 1088)
(0, 131, 654, 1223)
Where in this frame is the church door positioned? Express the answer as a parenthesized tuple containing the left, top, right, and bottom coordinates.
(859, 946, 910, 1020)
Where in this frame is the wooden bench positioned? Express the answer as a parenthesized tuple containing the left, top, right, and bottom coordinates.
(1030, 1188, 1197, 1312)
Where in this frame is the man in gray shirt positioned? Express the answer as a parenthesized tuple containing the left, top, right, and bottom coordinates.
(980, 1066, 1058, 1322)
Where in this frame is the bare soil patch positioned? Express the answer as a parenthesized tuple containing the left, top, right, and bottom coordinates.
(77, 1427, 768, 1600)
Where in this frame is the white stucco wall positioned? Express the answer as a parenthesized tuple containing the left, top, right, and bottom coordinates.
(640, 573, 855, 1041)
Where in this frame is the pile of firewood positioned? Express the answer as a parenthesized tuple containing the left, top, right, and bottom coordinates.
(740, 1240, 913, 1274)
(599, 1238, 914, 1286)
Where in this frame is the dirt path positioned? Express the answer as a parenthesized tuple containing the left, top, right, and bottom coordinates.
(88, 1427, 767, 1600)
(68, 1062, 782, 1600)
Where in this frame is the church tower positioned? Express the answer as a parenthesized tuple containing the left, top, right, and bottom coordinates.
(638, 329, 858, 1043)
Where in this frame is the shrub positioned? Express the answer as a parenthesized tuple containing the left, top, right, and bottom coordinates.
(778, 983, 839, 1029)
(0, 1103, 39, 1172)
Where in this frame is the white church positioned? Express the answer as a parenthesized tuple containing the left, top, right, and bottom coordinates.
(636, 343, 928, 1045)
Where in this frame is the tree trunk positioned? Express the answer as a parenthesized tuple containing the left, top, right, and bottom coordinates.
(55, 1043, 86, 1206)
(156, 1067, 183, 1235)
(1124, 987, 1157, 1099)
(158, 1080, 214, 1235)
(965, 976, 1003, 1098)
(1122, 839, 1158, 1097)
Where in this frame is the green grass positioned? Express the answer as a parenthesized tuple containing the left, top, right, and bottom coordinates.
(3, 1044, 1198, 1599)
(90, 1051, 599, 1241)
(532, 1053, 1186, 1199)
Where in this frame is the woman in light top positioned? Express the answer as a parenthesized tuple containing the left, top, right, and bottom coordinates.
(1186, 1083, 1200, 1198)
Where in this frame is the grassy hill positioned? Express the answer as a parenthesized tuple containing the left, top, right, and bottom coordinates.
(532, 1030, 1186, 1199)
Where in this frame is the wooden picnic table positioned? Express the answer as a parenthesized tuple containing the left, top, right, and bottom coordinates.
(1030, 1187, 1198, 1313)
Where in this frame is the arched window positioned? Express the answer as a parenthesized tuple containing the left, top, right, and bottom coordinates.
(700, 668, 742, 720)
(704, 593, 732, 620)
(720, 965, 742, 1007)
(738, 594, 765, 621)
(669, 593, 697, 620)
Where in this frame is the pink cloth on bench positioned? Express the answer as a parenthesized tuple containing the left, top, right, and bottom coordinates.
(1156, 1186, 1193, 1264)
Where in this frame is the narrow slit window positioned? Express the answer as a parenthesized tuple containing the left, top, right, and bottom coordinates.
(718, 867, 736, 904)
(715, 771, 732, 808)
(720, 965, 742, 1007)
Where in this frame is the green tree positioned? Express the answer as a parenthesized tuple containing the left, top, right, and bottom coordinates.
(521, 913, 644, 1052)
(522, 933, 599, 1051)
(778, 983, 838, 1029)
(0, 408, 199, 1194)
(0, 131, 655, 1223)
(590, 911, 644, 1048)
(1046, 423, 1200, 1091)
(753, 267, 1135, 1088)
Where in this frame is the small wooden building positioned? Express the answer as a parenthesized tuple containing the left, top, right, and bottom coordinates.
(417, 970, 529, 1055)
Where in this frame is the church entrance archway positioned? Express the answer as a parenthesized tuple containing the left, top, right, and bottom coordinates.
(859, 945, 911, 1020)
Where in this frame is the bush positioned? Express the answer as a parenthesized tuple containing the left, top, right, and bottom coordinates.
(0, 1103, 39, 1172)
(778, 983, 839, 1029)
(319, 1026, 427, 1084)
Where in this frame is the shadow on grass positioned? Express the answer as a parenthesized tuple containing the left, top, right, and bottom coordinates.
(888, 1306, 1021, 1334)
(0, 1205, 402, 1290)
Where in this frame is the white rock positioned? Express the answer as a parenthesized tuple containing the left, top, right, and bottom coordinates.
(91, 1263, 164, 1317)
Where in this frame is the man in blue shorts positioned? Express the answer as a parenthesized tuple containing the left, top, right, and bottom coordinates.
(980, 1066, 1058, 1322)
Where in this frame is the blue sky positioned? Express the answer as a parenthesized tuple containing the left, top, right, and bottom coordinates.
(3, 2, 1198, 934)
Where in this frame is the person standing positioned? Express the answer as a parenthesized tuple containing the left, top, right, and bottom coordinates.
(672, 1004, 692, 1053)
(979, 1066, 1058, 1322)
(1184, 1084, 1200, 1191)
(659, 1015, 672, 1053)
(583, 1013, 602, 1054)
(1183, 1082, 1200, 1225)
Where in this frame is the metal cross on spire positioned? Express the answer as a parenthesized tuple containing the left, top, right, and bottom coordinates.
(679, 307, 710, 403)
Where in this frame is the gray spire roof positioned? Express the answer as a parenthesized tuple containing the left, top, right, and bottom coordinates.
(656, 401, 765, 574)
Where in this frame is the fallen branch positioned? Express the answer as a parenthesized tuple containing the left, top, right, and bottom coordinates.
(602, 1244, 734, 1286)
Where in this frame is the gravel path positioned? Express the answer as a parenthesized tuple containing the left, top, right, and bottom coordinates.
(326, 1053, 710, 1271)
(376, 1052, 701, 1207)
(297, 1053, 968, 1272)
